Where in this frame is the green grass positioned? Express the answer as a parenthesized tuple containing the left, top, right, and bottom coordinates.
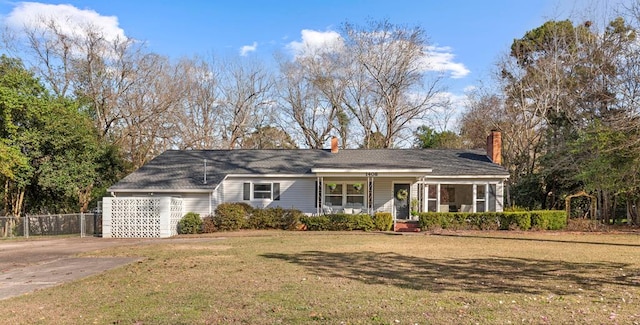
(3, 230, 640, 324)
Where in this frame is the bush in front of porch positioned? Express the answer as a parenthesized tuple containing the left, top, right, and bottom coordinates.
(299, 212, 393, 231)
(300, 213, 373, 231)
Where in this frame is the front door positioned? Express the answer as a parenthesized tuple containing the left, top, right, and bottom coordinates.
(394, 183, 410, 220)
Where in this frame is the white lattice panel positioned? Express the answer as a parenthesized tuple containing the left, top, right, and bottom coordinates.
(170, 198, 183, 237)
(110, 198, 161, 238)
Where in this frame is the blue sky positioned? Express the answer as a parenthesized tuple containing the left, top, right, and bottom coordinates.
(0, 0, 629, 127)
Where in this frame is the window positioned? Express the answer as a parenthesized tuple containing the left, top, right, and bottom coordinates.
(243, 183, 280, 200)
(440, 186, 455, 203)
(346, 183, 365, 206)
(324, 182, 365, 207)
(476, 184, 486, 212)
(254, 184, 272, 199)
(426, 184, 437, 212)
(325, 183, 343, 206)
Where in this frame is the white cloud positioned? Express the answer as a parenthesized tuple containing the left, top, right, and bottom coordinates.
(287, 29, 469, 79)
(422, 46, 470, 79)
(286, 29, 344, 57)
(4, 2, 127, 43)
(239, 42, 257, 56)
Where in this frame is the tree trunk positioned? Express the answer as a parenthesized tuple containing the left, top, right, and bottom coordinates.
(3, 180, 8, 215)
(12, 189, 25, 217)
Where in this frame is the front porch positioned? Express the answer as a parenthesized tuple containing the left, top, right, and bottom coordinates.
(420, 183, 502, 215)
(312, 172, 504, 221)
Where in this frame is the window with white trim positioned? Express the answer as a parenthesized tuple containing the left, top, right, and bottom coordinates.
(426, 184, 437, 212)
(324, 182, 365, 207)
(324, 183, 343, 206)
(253, 184, 271, 199)
(476, 184, 486, 212)
(346, 183, 365, 206)
(243, 182, 280, 200)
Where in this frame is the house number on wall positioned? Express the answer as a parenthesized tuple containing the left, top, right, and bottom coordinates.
(365, 172, 378, 177)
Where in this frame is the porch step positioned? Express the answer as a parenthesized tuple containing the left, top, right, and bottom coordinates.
(394, 221, 421, 232)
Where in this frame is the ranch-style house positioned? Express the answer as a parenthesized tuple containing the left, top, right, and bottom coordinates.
(102, 131, 509, 237)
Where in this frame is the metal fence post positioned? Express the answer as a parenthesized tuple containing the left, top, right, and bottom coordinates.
(80, 212, 85, 238)
(23, 214, 29, 238)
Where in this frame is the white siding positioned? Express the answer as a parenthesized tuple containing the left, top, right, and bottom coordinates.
(221, 177, 316, 214)
(223, 180, 244, 202)
(373, 178, 417, 215)
(181, 193, 211, 216)
(277, 179, 316, 213)
(374, 178, 393, 213)
(496, 182, 504, 212)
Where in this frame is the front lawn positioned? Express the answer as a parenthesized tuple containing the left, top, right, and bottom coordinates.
(3, 231, 639, 324)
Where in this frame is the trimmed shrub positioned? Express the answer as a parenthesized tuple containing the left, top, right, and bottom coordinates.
(178, 212, 202, 234)
(544, 210, 567, 230)
(498, 212, 531, 230)
(246, 207, 305, 230)
(201, 216, 216, 233)
(248, 208, 281, 229)
(230, 202, 255, 215)
(475, 213, 500, 230)
(530, 211, 550, 230)
(421, 212, 478, 231)
(529, 210, 567, 230)
(349, 213, 374, 231)
(281, 208, 305, 230)
(418, 210, 566, 232)
(327, 213, 371, 230)
(418, 212, 442, 230)
(300, 213, 374, 231)
(213, 202, 249, 231)
(372, 212, 393, 231)
(301, 215, 331, 230)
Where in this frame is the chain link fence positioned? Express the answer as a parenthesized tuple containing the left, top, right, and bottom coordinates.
(0, 212, 102, 238)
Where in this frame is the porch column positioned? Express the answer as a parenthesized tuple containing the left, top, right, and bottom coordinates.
(417, 180, 423, 213)
(472, 184, 477, 213)
(316, 176, 323, 215)
(422, 184, 428, 212)
(367, 176, 375, 215)
(484, 183, 490, 212)
(436, 184, 442, 212)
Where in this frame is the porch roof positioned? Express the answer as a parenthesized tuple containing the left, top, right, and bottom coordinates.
(311, 167, 433, 177)
(109, 148, 509, 192)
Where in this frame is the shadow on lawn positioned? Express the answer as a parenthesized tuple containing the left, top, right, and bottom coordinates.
(262, 251, 639, 294)
(433, 233, 640, 247)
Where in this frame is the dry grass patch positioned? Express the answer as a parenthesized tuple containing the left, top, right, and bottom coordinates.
(2, 231, 639, 324)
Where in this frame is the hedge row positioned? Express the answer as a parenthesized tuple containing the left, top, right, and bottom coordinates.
(300, 212, 393, 231)
(179, 203, 394, 233)
(190, 203, 306, 232)
(178, 204, 566, 234)
(418, 210, 567, 231)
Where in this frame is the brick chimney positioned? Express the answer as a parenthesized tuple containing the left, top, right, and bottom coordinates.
(331, 136, 339, 153)
(486, 130, 502, 165)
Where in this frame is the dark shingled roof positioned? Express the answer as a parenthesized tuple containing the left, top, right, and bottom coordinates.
(109, 149, 510, 191)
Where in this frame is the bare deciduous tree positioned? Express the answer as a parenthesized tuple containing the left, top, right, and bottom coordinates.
(174, 56, 224, 149)
(342, 20, 444, 148)
(218, 58, 275, 149)
(278, 51, 344, 148)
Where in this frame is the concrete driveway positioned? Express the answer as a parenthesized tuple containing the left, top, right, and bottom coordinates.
(0, 237, 159, 300)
